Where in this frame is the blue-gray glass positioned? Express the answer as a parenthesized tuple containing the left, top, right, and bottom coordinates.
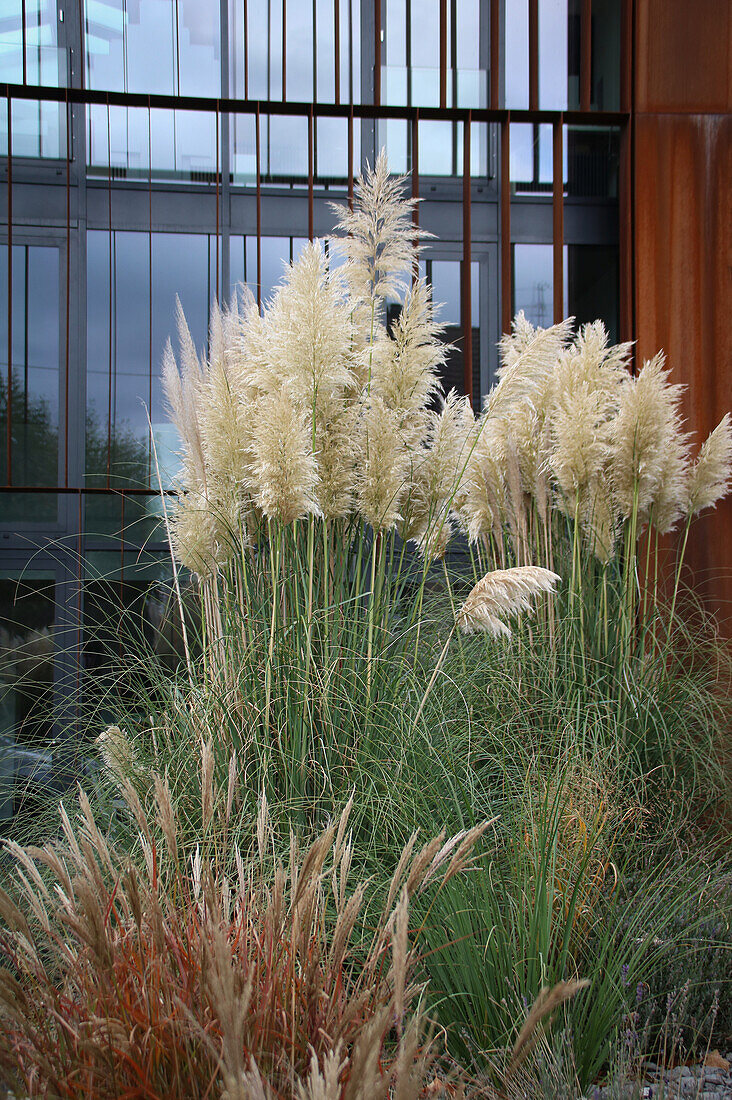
(0, 246, 59, 521)
(0, 2, 68, 158)
(84, 0, 220, 179)
(510, 123, 554, 192)
(0, 571, 56, 829)
(86, 230, 213, 523)
(513, 244, 557, 329)
(539, 0, 569, 109)
(505, 0, 530, 108)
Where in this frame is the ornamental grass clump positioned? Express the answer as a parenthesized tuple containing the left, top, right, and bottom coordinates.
(0, 776, 487, 1098)
(158, 152, 568, 811)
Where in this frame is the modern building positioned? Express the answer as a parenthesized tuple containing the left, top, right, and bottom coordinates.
(0, 1, 729, 824)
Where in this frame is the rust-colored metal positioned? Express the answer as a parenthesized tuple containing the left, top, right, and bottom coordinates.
(439, 0, 448, 109)
(528, 0, 539, 111)
(374, 0, 381, 106)
(500, 118, 511, 336)
(6, 97, 12, 486)
(334, 0, 341, 104)
(635, 0, 730, 112)
(255, 105, 261, 309)
(634, 112, 732, 620)
(552, 118, 564, 324)
(490, 0, 500, 110)
(580, 0, 592, 111)
(462, 112, 473, 405)
(308, 106, 314, 240)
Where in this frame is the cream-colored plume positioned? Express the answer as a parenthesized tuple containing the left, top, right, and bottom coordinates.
(355, 396, 412, 532)
(369, 278, 446, 416)
(248, 390, 320, 525)
(329, 150, 428, 303)
(686, 413, 732, 518)
(609, 352, 685, 519)
(401, 391, 474, 560)
(456, 565, 561, 637)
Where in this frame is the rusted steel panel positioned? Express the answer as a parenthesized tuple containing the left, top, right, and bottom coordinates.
(636, 0, 731, 113)
(634, 113, 732, 621)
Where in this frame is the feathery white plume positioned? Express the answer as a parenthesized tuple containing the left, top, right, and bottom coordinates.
(456, 566, 561, 637)
(686, 413, 732, 518)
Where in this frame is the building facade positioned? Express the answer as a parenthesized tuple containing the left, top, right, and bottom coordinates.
(0, 0, 728, 824)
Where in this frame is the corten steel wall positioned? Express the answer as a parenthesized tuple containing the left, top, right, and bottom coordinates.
(633, 0, 732, 622)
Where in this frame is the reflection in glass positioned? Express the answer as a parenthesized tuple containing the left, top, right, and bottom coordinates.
(86, 230, 217, 510)
(230, 235, 294, 304)
(0, 246, 59, 521)
(84, 0, 220, 95)
(513, 244, 567, 329)
(510, 123, 555, 192)
(87, 105, 218, 180)
(228, 0, 360, 105)
(381, 0, 485, 175)
(0, 2, 68, 158)
(84, 0, 219, 177)
(0, 572, 55, 826)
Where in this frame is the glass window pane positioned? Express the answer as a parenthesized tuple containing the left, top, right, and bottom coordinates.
(513, 244, 555, 329)
(86, 230, 215, 494)
(267, 115, 308, 178)
(566, 125, 619, 198)
(591, 0, 620, 110)
(84, 0, 220, 96)
(0, 245, 59, 509)
(539, 0, 568, 109)
(315, 0, 336, 102)
(87, 103, 218, 181)
(568, 245, 619, 341)
(286, 1, 313, 100)
(505, 0, 529, 108)
(343, 0, 360, 104)
(0, 571, 56, 829)
(510, 122, 554, 192)
(316, 116, 349, 180)
(431, 261, 460, 325)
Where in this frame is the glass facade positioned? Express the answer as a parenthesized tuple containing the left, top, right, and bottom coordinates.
(0, 0, 626, 826)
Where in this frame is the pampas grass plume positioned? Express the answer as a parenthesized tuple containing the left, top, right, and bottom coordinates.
(249, 390, 320, 525)
(456, 566, 561, 637)
(687, 413, 732, 517)
(330, 150, 427, 303)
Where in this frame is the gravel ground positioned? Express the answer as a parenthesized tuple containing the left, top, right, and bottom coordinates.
(585, 1051, 732, 1100)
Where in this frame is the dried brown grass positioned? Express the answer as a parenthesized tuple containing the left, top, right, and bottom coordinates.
(0, 783, 487, 1099)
